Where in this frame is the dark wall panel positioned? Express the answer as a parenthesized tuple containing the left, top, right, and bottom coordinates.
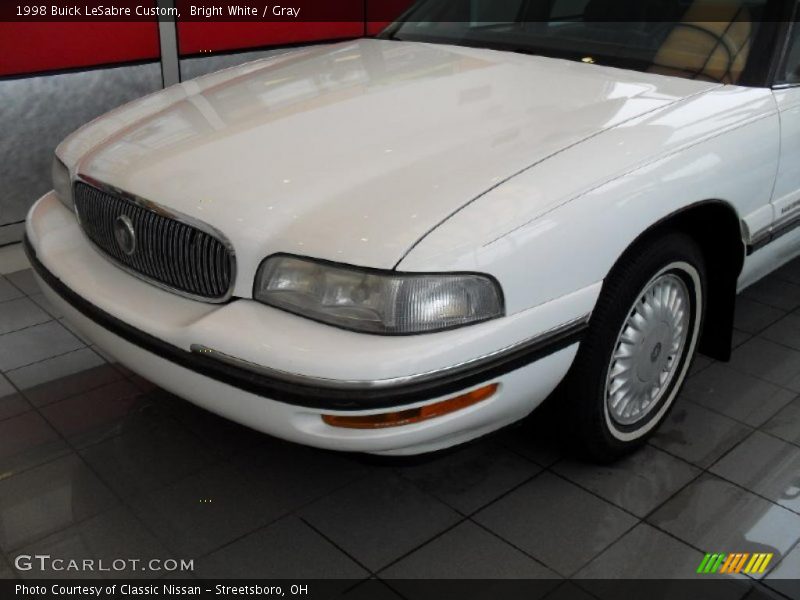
(0, 63, 162, 234)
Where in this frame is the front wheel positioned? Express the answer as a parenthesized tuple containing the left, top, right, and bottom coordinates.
(563, 232, 706, 462)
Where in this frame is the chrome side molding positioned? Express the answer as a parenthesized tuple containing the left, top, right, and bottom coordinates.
(190, 313, 591, 392)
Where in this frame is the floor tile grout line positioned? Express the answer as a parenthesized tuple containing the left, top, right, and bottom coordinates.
(643, 438, 800, 584)
(30, 297, 65, 322)
(561, 520, 645, 580)
(300, 516, 382, 576)
(0, 447, 77, 487)
(740, 286, 800, 313)
(0, 342, 90, 378)
(0, 344, 132, 418)
(325, 454, 566, 576)
(2, 381, 157, 480)
(11, 371, 131, 417)
(540, 434, 718, 520)
(750, 331, 800, 358)
(681, 393, 800, 451)
(637, 425, 800, 580)
(37, 387, 163, 456)
(3, 503, 123, 566)
(0, 295, 35, 308)
(62, 388, 236, 558)
(543, 463, 655, 522)
(641, 426, 800, 522)
(727, 420, 800, 453)
(540, 459, 702, 576)
(0, 364, 176, 571)
(472, 460, 648, 578)
(494, 425, 563, 470)
(0, 365, 83, 477)
(642, 517, 791, 589)
(525, 421, 789, 578)
(727, 325, 800, 397)
(387, 438, 545, 518)
(0, 318, 60, 340)
(468, 509, 607, 580)
(688, 358, 716, 378)
(688, 356, 800, 398)
(0, 385, 35, 424)
(644, 525, 800, 595)
(764, 536, 800, 584)
(0, 344, 106, 379)
(737, 311, 789, 335)
(1, 550, 15, 575)
(372, 469, 555, 577)
(771, 271, 800, 287)
(4, 273, 36, 295)
(682, 388, 797, 431)
(0, 315, 61, 343)
(654, 396, 757, 443)
(67, 446, 196, 568)
(19, 363, 370, 567)
(157, 463, 373, 564)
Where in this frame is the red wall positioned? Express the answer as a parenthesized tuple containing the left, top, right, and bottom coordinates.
(176, 22, 364, 56)
(176, 0, 413, 56)
(0, 23, 160, 77)
(0, 1, 414, 78)
(367, 0, 414, 35)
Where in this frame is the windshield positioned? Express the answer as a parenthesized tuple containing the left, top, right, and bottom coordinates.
(385, 0, 780, 85)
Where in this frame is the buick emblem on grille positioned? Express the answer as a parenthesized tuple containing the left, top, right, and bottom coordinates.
(114, 214, 136, 256)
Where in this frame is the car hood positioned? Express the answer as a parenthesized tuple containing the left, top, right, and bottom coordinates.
(70, 38, 718, 277)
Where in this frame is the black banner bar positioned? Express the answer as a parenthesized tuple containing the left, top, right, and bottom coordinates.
(2, 0, 799, 23)
(3, 578, 798, 600)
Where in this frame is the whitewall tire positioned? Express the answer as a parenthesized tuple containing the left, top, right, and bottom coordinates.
(561, 232, 706, 462)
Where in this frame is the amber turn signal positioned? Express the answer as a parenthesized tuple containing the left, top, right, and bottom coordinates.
(321, 383, 499, 430)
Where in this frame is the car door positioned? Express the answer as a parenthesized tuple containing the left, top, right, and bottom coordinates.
(770, 15, 800, 238)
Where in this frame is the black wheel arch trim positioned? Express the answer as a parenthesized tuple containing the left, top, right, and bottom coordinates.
(24, 235, 588, 411)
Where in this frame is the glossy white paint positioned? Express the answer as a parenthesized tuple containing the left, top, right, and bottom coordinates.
(742, 85, 800, 288)
(63, 39, 718, 296)
(30, 193, 580, 455)
(400, 84, 782, 306)
(772, 88, 800, 218)
(28, 191, 598, 382)
(28, 37, 800, 454)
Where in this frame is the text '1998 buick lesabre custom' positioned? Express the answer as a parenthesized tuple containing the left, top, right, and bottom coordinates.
(26, 0, 800, 458)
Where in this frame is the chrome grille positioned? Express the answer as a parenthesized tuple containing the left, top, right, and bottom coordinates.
(74, 182, 234, 301)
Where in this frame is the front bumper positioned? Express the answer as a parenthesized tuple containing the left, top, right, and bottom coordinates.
(26, 191, 599, 454)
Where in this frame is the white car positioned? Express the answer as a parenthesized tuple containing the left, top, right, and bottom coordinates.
(25, 0, 800, 458)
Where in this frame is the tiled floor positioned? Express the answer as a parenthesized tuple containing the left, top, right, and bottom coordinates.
(0, 252, 799, 597)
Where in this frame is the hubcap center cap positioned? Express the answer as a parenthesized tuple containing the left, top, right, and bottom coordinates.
(651, 342, 662, 362)
(636, 322, 671, 383)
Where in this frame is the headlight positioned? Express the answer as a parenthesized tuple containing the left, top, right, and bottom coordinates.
(253, 255, 504, 334)
(52, 155, 73, 210)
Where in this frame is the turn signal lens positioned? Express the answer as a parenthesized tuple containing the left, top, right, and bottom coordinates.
(321, 383, 499, 430)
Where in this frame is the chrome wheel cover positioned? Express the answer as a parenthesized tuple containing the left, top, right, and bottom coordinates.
(605, 273, 691, 427)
